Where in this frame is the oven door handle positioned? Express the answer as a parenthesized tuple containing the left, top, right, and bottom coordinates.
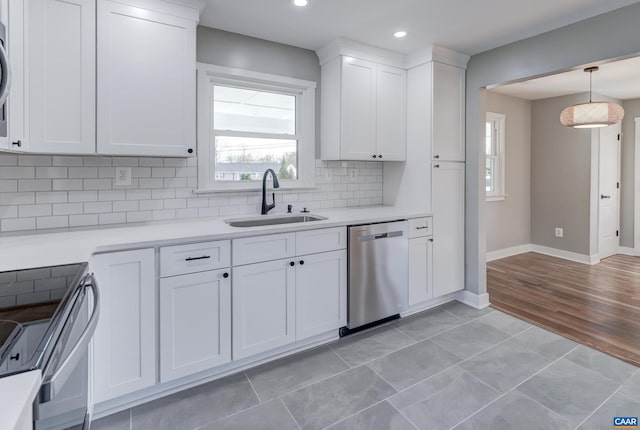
(45, 274, 100, 400)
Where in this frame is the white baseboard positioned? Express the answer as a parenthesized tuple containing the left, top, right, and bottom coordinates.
(486, 244, 533, 262)
(530, 244, 599, 265)
(617, 246, 637, 256)
(456, 290, 490, 309)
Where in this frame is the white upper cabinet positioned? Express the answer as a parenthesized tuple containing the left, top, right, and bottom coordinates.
(5, 0, 95, 154)
(318, 40, 406, 161)
(432, 62, 465, 162)
(2, 0, 200, 156)
(97, 0, 197, 156)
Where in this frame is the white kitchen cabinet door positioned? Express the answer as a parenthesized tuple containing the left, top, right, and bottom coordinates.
(408, 236, 433, 306)
(432, 62, 465, 162)
(92, 248, 156, 403)
(159, 269, 231, 382)
(295, 250, 346, 340)
(28, 0, 95, 154)
(232, 259, 296, 360)
(340, 57, 376, 161)
(97, 0, 196, 156)
(376, 64, 406, 161)
(432, 162, 465, 297)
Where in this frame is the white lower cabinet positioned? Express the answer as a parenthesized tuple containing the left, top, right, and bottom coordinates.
(296, 250, 347, 339)
(432, 162, 465, 296)
(91, 248, 156, 403)
(232, 259, 296, 360)
(159, 269, 231, 383)
(408, 236, 433, 306)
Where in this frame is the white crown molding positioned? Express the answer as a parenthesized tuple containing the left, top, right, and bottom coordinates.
(316, 38, 406, 68)
(110, 0, 205, 21)
(405, 45, 470, 70)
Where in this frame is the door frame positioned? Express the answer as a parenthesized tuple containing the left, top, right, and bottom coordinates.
(634, 117, 640, 253)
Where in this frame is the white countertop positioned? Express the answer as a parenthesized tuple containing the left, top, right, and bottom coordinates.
(0, 206, 430, 272)
(0, 370, 41, 430)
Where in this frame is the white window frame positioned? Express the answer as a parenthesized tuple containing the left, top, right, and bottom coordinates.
(486, 112, 506, 202)
(196, 63, 316, 192)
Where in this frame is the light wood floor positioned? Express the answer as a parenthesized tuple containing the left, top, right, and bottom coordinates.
(487, 252, 640, 366)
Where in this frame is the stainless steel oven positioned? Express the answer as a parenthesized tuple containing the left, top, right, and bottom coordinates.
(0, 263, 99, 430)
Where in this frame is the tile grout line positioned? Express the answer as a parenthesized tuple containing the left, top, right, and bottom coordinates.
(244, 372, 263, 403)
(329, 345, 354, 369)
(318, 399, 389, 430)
(447, 343, 581, 430)
(388, 401, 420, 430)
(279, 398, 303, 430)
(572, 384, 626, 430)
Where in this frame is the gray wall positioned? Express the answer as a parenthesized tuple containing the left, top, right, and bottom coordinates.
(530, 93, 592, 254)
(620, 98, 640, 247)
(465, 2, 640, 295)
(197, 27, 322, 151)
(485, 92, 531, 252)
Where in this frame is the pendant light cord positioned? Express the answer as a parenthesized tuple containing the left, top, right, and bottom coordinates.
(589, 69, 592, 102)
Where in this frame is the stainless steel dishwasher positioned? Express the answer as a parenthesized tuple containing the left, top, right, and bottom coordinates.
(343, 220, 408, 335)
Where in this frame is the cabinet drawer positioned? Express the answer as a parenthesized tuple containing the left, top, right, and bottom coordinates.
(233, 233, 296, 266)
(408, 217, 433, 238)
(160, 240, 231, 277)
(296, 227, 346, 255)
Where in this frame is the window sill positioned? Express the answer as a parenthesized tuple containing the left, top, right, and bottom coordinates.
(193, 185, 318, 195)
(486, 195, 506, 202)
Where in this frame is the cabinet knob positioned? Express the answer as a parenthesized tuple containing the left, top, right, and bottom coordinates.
(378, 154, 383, 159)
(290, 261, 295, 267)
(299, 260, 305, 265)
(434, 154, 440, 159)
(187, 148, 194, 154)
(12, 140, 21, 147)
(223, 272, 229, 278)
(372, 155, 377, 159)
(434, 164, 440, 168)
(428, 238, 434, 242)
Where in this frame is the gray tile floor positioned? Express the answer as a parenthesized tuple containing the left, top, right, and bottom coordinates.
(92, 302, 640, 430)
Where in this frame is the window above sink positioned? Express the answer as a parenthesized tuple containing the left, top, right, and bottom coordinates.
(196, 64, 317, 193)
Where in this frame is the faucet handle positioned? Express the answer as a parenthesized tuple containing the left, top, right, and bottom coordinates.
(287, 204, 293, 213)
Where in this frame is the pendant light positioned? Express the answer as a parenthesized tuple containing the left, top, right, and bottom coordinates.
(560, 66, 624, 128)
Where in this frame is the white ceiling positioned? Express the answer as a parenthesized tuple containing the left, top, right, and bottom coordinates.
(199, 0, 640, 56)
(490, 55, 640, 101)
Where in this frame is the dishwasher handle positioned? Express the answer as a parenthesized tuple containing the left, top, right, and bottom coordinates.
(359, 230, 404, 242)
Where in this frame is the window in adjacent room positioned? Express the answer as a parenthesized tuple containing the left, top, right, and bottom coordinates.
(196, 64, 316, 191)
(486, 112, 506, 201)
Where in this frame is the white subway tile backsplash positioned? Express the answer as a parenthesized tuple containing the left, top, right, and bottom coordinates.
(19, 204, 52, 217)
(1, 217, 36, 232)
(18, 179, 52, 192)
(99, 212, 126, 225)
(0, 155, 18, 166)
(68, 191, 98, 202)
(69, 214, 98, 227)
(84, 201, 112, 214)
(69, 167, 97, 178)
(0, 180, 17, 192)
(52, 203, 83, 216)
(37, 216, 69, 229)
(1, 167, 35, 179)
(53, 179, 84, 191)
(18, 155, 51, 167)
(0, 155, 382, 232)
(36, 167, 67, 179)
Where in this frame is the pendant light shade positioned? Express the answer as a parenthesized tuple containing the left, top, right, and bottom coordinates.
(560, 66, 624, 128)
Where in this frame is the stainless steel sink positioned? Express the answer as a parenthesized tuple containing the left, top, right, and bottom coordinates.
(224, 214, 327, 227)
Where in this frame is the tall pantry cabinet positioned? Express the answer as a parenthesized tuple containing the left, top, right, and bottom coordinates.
(384, 46, 469, 302)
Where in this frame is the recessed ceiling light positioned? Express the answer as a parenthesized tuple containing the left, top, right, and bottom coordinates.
(394, 31, 407, 38)
(293, 0, 308, 6)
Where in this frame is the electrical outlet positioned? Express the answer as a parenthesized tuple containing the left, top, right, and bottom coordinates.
(115, 167, 132, 186)
(349, 169, 358, 181)
(555, 228, 564, 238)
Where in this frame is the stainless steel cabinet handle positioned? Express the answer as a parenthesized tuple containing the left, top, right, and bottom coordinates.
(600, 194, 611, 199)
(185, 255, 211, 261)
(416, 226, 428, 230)
(9, 352, 19, 361)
